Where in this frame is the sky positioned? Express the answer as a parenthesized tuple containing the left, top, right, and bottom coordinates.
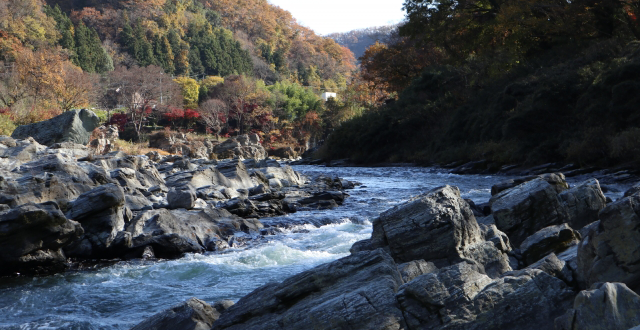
(267, 0, 407, 35)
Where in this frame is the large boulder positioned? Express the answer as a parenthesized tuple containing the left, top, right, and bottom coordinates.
(130, 298, 220, 330)
(64, 183, 129, 258)
(555, 282, 640, 330)
(577, 193, 640, 291)
(165, 167, 233, 189)
(216, 160, 257, 189)
(397, 264, 575, 330)
(491, 177, 571, 247)
(126, 208, 259, 258)
(361, 186, 511, 278)
(519, 224, 581, 266)
(167, 184, 197, 210)
(211, 249, 406, 330)
(558, 178, 607, 230)
(11, 109, 100, 146)
(212, 134, 266, 160)
(491, 172, 568, 196)
(0, 202, 83, 275)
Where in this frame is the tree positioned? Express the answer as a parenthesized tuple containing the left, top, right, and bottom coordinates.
(107, 65, 181, 138)
(55, 62, 98, 111)
(174, 76, 200, 108)
(14, 48, 66, 108)
(199, 98, 227, 139)
(210, 75, 270, 134)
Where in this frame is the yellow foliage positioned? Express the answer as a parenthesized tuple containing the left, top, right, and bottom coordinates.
(0, 114, 16, 136)
(201, 76, 224, 90)
(173, 76, 200, 108)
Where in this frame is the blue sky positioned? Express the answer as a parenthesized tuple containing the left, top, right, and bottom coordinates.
(267, 0, 407, 35)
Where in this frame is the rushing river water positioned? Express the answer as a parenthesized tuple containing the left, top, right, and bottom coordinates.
(0, 166, 626, 330)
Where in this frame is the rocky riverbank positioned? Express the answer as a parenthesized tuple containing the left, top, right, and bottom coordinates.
(0, 135, 354, 277)
(133, 171, 640, 330)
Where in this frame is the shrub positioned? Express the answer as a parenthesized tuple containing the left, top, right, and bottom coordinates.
(0, 114, 16, 136)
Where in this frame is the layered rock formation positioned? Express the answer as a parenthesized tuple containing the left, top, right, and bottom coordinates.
(192, 173, 640, 330)
(0, 135, 354, 276)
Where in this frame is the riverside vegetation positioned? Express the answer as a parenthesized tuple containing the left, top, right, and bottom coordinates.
(322, 0, 640, 171)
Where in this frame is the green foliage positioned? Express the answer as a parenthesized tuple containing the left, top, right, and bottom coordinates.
(0, 114, 16, 136)
(268, 80, 323, 121)
(45, 6, 112, 73)
(324, 40, 640, 167)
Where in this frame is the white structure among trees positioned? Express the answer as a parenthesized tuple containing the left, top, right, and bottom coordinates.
(321, 92, 337, 101)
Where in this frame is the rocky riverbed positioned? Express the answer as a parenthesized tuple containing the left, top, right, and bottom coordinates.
(133, 169, 640, 330)
(2, 127, 640, 329)
(0, 163, 529, 329)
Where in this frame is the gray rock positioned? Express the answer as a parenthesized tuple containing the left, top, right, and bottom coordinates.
(491, 177, 571, 246)
(397, 263, 575, 330)
(65, 183, 128, 257)
(363, 186, 511, 277)
(520, 224, 581, 265)
(397, 260, 438, 283)
(506, 253, 574, 285)
(212, 300, 234, 314)
(126, 208, 256, 258)
(212, 249, 406, 330)
(0, 202, 83, 275)
(11, 109, 100, 146)
(491, 173, 568, 196)
(130, 297, 220, 330)
(216, 160, 256, 189)
(555, 282, 640, 330)
(168, 184, 197, 210)
(577, 194, 640, 291)
(212, 134, 266, 160)
(165, 168, 232, 189)
(559, 178, 607, 230)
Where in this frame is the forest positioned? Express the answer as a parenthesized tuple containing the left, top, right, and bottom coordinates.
(322, 0, 640, 169)
(0, 0, 378, 151)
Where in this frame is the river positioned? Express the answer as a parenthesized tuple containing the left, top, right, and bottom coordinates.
(0, 166, 625, 330)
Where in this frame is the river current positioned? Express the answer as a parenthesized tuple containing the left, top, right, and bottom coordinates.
(0, 166, 625, 329)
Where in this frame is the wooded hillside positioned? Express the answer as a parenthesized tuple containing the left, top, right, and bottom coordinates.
(322, 0, 640, 169)
(0, 0, 367, 152)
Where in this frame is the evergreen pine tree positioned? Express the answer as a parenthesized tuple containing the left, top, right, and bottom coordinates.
(120, 23, 136, 55)
(133, 22, 156, 66)
(167, 29, 181, 55)
(161, 36, 175, 74)
(174, 46, 190, 76)
(75, 22, 94, 72)
(189, 46, 205, 77)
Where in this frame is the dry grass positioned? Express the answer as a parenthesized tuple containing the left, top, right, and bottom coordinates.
(112, 139, 171, 156)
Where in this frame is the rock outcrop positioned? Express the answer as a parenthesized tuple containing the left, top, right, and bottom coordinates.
(206, 174, 626, 330)
(0, 202, 83, 275)
(577, 193, 640, 291)
(555, 282, 640, 330)
(212, 134, 266, 160)
(360, 186, 511, 278)
(491, 177, 572, 247)
(131, 297, 221, 330)
(212, 249, 407, 330)
(0, 134, 355, 274)
(11, 109, 100, 146)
